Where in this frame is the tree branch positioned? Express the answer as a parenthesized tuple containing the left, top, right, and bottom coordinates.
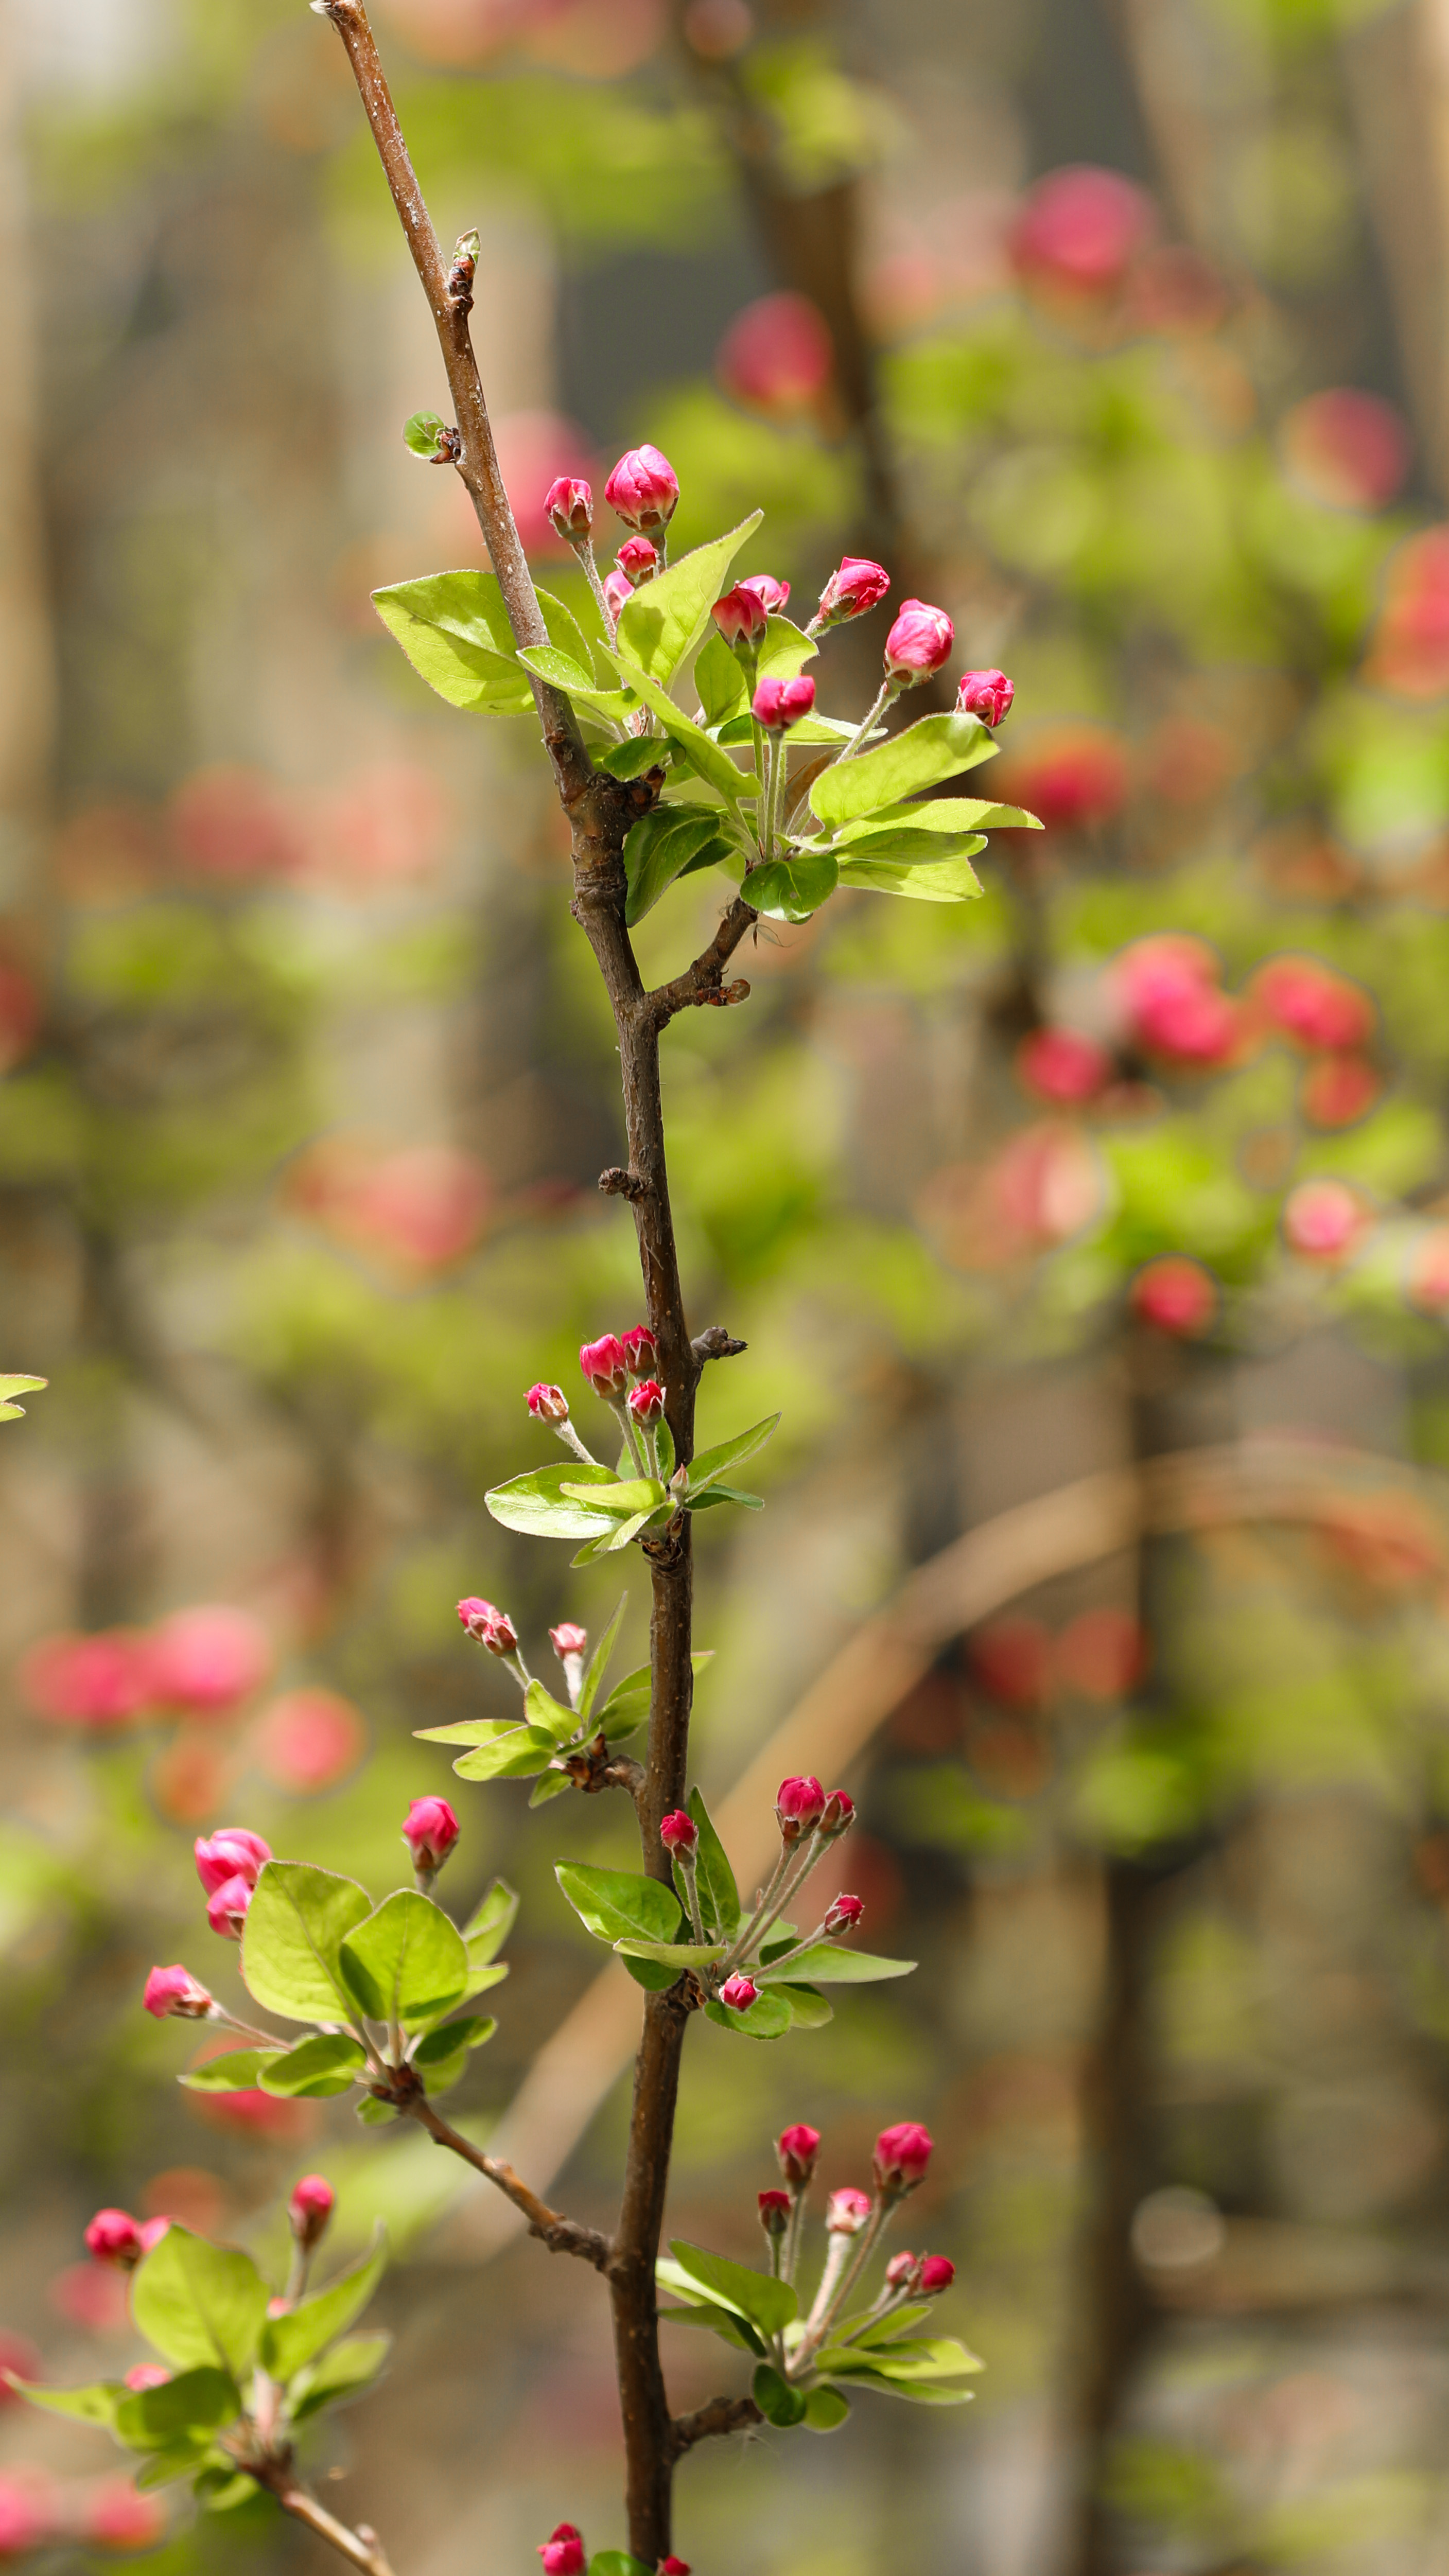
(670, 2393, 764, 2456)
(251, 2459, 396, 2574)
(409, 2098, 610, 2268)
(648, 898, 756, 1024)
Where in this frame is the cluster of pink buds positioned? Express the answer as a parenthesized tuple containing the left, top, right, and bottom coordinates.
(83, 2209, 169, 2272)
(536, 2535, 687, 2576)
(288, 2174, 335, 2251)
(195, 1826, 270, 1942)
(886, 2250, 956, 2295)
(775, 1774, 853, 1844)
(754, 2118, 949, 2339)
(402, 1795, 460, 1882)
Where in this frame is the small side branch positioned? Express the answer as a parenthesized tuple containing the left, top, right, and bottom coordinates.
(600, 1166, 649, 1202)
(251, 2459, 396, 2574)
(410, 2098, 610, 2268)
(648, 899, 756, 1025)
(670, 2393, 764, 2456)
(692, 1326, 747, 1363)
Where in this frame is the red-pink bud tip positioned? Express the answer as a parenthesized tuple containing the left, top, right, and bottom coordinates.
(711, 584, 769, 650)
(403, 1796, 460, 1873)
(758, 2189, 791, 2233)
(616, 535, 659, 587)
(660, 1810, 698, 1855)
(579, 1334, 629, 1398)
(738, 573, 789, 617)
(873, 2121, 934, 2192)
(550, 1623, 588, 1660)
(815, 556, 890, 625)
(819, 1789, 855, 1837)
(719, 1973, 758, 2010)
(1129, 1256, 1217, 1338)
(826, 2186, 873, 2235)
(544, 477, 592, 544)
(537, 2531, 586, 2576)
(621, 1324, 658, 1377)
(84, 2210, 144, 2269)
(752, 673, 816, 730)
(956, 667, 1014, 727)
(884, 2251, 918, 2288)
(602, 567, 632, 620)
(124, 2364, 171, 2393)
(457, 1598, 519, 1656)
(289, 2175, 335, 2246)
(883, 599, 954, 682)
(604, 443, 679, 535)
(777, 2122, 821, 2185)
(205, 1874, 253, 1941)
(658, 2560, 692, 2575)
(776, 1774, 825, 1839)
(528, 1382, 570, 1423)
(143, 1964, 212, 2020)
(138, 2216, 171, 2256)
(193, 1827, 270, 1899)
(824, 1893, 864, 1934)
(626, 1378, 665, 1427)
(919, 2254, 955, 2293)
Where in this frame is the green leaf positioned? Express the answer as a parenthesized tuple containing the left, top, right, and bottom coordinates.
(578, 1595, 627, 1726)
(615, 512, 763, 683)
(260, 2227, 387, 2380)
(0, 1372, 45, 1420)
(803, 2383, 851, 2431)
(516, 642, 639, 723)
(703, 1987, 794, 2039)
(115, 2367, 241, 2452)
(755, 1943, 916, 1985)
(413, 2014, 496, 2062)
(524, 1678, 581, 1743)
(818, 2370, 975, 2405)
(556, 1861, 682, 1947)
(685, 1786, 740, 1937)
(614, 1938, 726, 1968)
(257, 2034, 368, 2098)
(836, 848, 985, 902)
(596, 736, 673, 780)
(844, 2302, 932, 2346)
(131, 2227, 270, 2379)
(463, 1880, 518, 1964)
(529, 1766, 572, 1808)
(11, 2379, 120, 2427)
(241, 1862, 371, 2025)
(600, 647, 756, 805)
(657, 2303, 763, 2355)
(685, 1483, 764, 1512)
(587, 2554, 657, 2576)
(622, 1952, 679, 1992)
(535, 586, 597, 676)
(757, 614, 819, 681)
(403, 411, 449, 459)
(195, 2468, 261, 2511)
(810, 711, 997, 825)
(823, 823, 985, 865)
(451, 1724, 557, 1782)
(356, 2096, 399, 2125)
(594, 1651, 713, 1741)
(772, 1981, 832, 2028)
(834, 796, 1040, 840)
(560, 1475, 666, 1518)
(339, 1891, 469, 2031)
(694, 629, 746, 726)
(752, 2361, 808, 2428)
(687, 1413, 780, 1496)
(655, 1416, 676, 1482)
(136, 2437, 226, 2486)
(570, 1505, 660, 1565)
(744, 849, 837, 923)
(485, 1459, 623, 1540)
(623, 805, 734, 926)
(668, 2242, 797, 2336)
(820, 2335, 982, 2382)
(373, 571, 531, 714)
(179, 2048, 284, 2093)
(289, 2331, 391, 2424)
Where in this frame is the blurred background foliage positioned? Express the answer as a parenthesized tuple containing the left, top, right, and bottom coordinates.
(12, 0, 1449, 2571)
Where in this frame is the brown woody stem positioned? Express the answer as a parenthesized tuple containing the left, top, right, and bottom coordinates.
(670, 2393, 764, 2456)
(251, 2459, 397, 2574)
(409, 2098, 610, 2268)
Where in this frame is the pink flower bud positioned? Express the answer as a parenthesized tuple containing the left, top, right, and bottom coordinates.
(1017, 1026, 1111, 1106)
(1011, 166, 1153, 302)
(580, 1334, 630, 1399)
(603, 568, 632, 620)
(884, 2251, 918, 2288)
(919, 2254, 955, 2293)
(528, 1383, 570, 1423)
(740, 574, 790, 616)
(874, 2121, 934, 2194)
(289, 2175, 335, 2248)
(658, 2560, 692, 2575)
(143, 1964, 212, 2021)
(758, 2188, 791, 2235)
(0, 2481, 49, 2555)
(138, 2216, 171, 2256)
(604, 443, 679, 535)
(711, 584, 769, 650)
(752, 674, 816, 730)
(815, 557, 890, 626)
(1130, 1257, 1217, 1339)
(616, 536, 659, 588)
(824, 1893, 864, 1935)
(621, 1325, 658, 1378)
(206, 1874, 253, 1941)
(660, 1810, 698, 1855)
(719, 1973, 758, 2010)
(718, 291, 832, 416)
(776, 1775, 826, 1841)
(193, 1828, 271, 1899)
(124, 2364, 171, 2392)
(627, 1379, 665, 1427)
(551, 1623, 588, 1659)
(544, 477, 593, 543)
(144, 1606, 270, 1715)
(1256, 956, 1372, 1054)
(826, 2186, 872, 2235)
(956, 668, 1014, 727)
(1114, 936, 1236, 1066)
(819, 1789, 855, 1837)
(403, 1796, 460, 1873)
(84, 2210, 144, 2269)
(777, 2123, 821, 2186)
(457, 1598, 519, 1656)
(884, 600, 954, 683)
(537, 2527, 586, 2576)
(1283, 1178, 1365, 1260)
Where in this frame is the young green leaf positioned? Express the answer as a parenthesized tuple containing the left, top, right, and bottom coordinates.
(599, 648, 756, 805)
(555, 1861, 682, 1947)
(657, 2303, 762, 2355)
(591, 1651, 713, 1740)
(694, 628, 746, 726)
(771, 1981, 832, 2027)
(114, 2367, 241, 2453)
(577, 1595, 627, 1726)
(179, 2048, 284, 2093)
(614, 511, 763, 684)
(614, 1938, 726, 1968)
(135, 2436, 229, 2487)
(0, 1373, 45, 1422)
(596, 735, 673, 780)
(516, 642, 640, 723)
(685, 1786, 740, 1937)
(623, 805, 734, 926)
(338, 1890, 469, 2030)
(450, 1725, 558, 1782)
(752, 2361, 808, 2427)
(131, 2227, 270, 2379)
(703, 1987, 794, 2039)
(835, 849, 985, 902)
(667, 2241, 797, 2336)
(684, 1483, 764, 1512)
(260, 2226, 387, 2380)
(257, 2033, 368, 2098)
(289, 2330, 392, 2424)
(462, 1879, 518, 1964)
(523, 1678, 580, 1742)
(194, 2466, 259, 2512)
(802, 2384, 851, 2430)
(11, 2380, 120, 2428)
(529, 1767, 572, 1808)
(755, 1943, 916, 1985)
(402, 411, 449, 459)
(413, 2014, 496, 2062)
(240, 1862, 371, 2025)
(621, 1952, 679, 1992)
(687, 1413, 781, 1496)
(485, 1459, 624, 1541)
(372, 572, 531, 714)
(587, 2553, 657, 2576)
(833, 796, 1041, 840)
(743, 849, 837, 923)
(560, 1475, 665, 1518)
(810, 710, 997, 825)
(570, 1504, 662, 1565)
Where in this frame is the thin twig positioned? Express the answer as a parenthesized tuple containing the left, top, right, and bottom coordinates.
(251, 2459, 396, 2574)
(409, 2098, 610, 2269)
(648, 898, 757, 1024)
(669, 2393, 763, 2456)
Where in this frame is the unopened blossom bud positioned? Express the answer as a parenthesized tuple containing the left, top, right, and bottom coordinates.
(206, 1874, 253, 1941)
(1283, 1178, 1364, 1260)
(824, 1893, 864, 1935)
(537, 2530, 586, 2576)
(826, 2186, 872, 2235)
(660, 1810, 698, 1855)
(289, 2175, 335, 2250)
(711, 584, 769, 651)
(457, 1598, 519, 1657)
(124, 2364, 170, 2393)
(919, 2254, 955, 2293)
(551, 1623, 588, 1660)
(1130, 1257, 1217, 1338)
(956, 668, 1014, 727)
(616, 536, 659, 588)
(874, 2121, 934, 2194)
(884, 600, 954, 684)
(580, 1334, 630, 1399)
(544, 477, 593, 544)
(621, 1325, 658, 1378)
(719, 1973, 758, 2010)
(758, 2189, 791, 2236)
(604, 444, 679, 535)
(776, 1775, 826, 1841)
(885, 2251, 918, 2289)
(627, 1379, 665, 1428)
(602, 568, 632, 621)
(815, 557, 890, 626)
(658, 2560, 692, 2575)
(193, 1827, 270, 1899)
(403, 1797, 460, 1875)
(819, 1789, 855, 1838)
(739, 574, 790, 617)
(143, 1964, 212, 2021)
(138, 2216, 170, 2256)
(753, 673, 816, 730)
(85, 2210, 144, 2270)
(528, 1383, 570, 1424)
(777, 2122, 821, 2186)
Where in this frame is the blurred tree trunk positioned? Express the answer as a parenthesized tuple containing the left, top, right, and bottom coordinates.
(0, 0, 53, 865)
